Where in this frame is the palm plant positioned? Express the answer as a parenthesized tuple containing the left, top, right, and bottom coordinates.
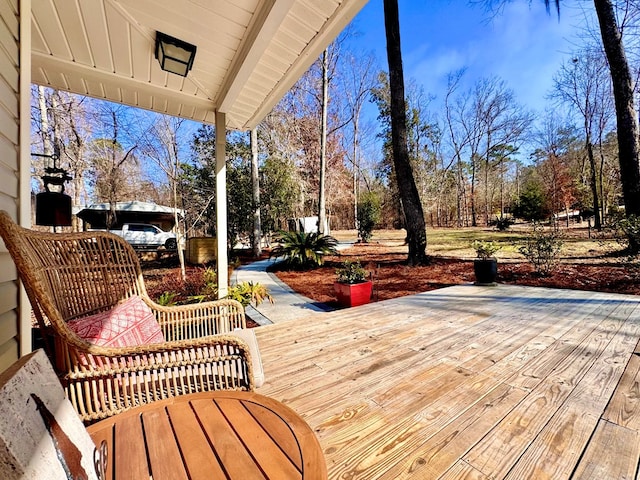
(270, 230, 338, 269)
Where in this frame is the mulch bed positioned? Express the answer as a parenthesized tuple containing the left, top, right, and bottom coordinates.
(140, 246, 640, 320)
(270, 251, 640, 309)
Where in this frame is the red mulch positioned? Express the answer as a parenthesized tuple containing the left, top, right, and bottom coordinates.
(271, 250, 640, 309)
(141, 246, 640, 320)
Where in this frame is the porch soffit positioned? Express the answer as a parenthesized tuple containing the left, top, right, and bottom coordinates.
(30, 0, 368, 130)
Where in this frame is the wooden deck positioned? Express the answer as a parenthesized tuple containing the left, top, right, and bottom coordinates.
(254, 284, 640, 480)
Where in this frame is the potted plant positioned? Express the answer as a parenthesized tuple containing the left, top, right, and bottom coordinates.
(472, 240, 500, 285)
(334, 260, 373, 307)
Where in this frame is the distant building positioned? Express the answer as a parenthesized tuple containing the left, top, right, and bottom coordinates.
(287, 216, 330, 234)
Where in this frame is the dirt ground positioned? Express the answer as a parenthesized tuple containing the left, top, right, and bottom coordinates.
(143, 227, 640, 315)
(270, 241, 640, 308)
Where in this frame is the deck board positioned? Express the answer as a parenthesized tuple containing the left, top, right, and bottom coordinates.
(572, 419, 640, 479)
(254, 284, 640, 479)
(602, 353, 640, 430)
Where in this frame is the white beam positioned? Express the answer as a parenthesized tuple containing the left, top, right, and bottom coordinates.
(32, 52, 217, 116)
(244, 0, 368, 129)
(215, 110, 228, 298)
(217, 0, 294, 113)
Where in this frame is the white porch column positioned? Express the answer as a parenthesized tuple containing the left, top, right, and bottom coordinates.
(19, 0, 32, 356)
(215, 111, 228, 298)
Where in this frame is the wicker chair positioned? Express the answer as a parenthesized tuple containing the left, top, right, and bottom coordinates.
(0, 211, 253, 423)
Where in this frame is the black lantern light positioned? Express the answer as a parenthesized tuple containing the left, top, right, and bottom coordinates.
(34, 151, 73, 228)
(155, 31, 197, 77)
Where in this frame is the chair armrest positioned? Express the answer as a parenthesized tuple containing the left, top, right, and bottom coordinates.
(63, 335, 254, 423)
(146, 298, 247, 340)
(224, 328, 265, 388)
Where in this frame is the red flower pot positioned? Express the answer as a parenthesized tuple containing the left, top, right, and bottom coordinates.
(334, 281, 373, 307)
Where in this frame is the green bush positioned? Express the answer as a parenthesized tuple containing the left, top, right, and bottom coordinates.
(187, 267, 218, 303)
(357, 192, 381, 242)
(516, 223, 564, 276)
(148, 267, 215, 304)
(513, 183, 549, 221)
(472, 240, 501, 260)
(492, 216, 514, 231)
(156, 291, 178, 306)
(608, 213, 640, 258)
(151, 268, 273, 308)
(336, 260, 368, 284)
(270, 230, 338, 269)
(227, 281, 274, 307)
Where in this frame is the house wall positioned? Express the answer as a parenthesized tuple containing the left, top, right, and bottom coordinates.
(0, 0, 29, 373)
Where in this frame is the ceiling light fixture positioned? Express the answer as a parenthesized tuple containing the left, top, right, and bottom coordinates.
(155, 31, 197, 77)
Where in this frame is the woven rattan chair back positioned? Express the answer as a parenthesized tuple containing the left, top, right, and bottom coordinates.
(0, 211, 145, 332)
(0, 211, 253, 422)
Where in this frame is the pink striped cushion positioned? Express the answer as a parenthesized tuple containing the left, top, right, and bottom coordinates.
(68, 295, 164, 347)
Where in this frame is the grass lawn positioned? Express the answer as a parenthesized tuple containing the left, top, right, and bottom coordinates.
(270, 223, 639, 305)
(332, 223, 616, 263)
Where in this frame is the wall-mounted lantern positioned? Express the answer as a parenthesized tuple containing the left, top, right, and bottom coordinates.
(33, 151, 72, 228)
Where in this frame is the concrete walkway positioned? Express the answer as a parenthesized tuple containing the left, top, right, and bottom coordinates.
(232, 241, 353, 325)
(232, 258, 333, 325)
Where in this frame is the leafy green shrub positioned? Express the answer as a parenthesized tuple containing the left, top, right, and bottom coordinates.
(608, 213, 640, 258)
(492, 216, 514, 231)
(149, 267, 218, 305)
(516, 223, 564, 276)
(270, 231, 338, 269)
(227, 281, 274, 307)
(513, 182, 550, 221)
(187, 267, 218, 303)
(357, 192, 381, 242)
(472, 240, 501, 260)
(336, 260, 368, 284)
(156, 291, 178, 306)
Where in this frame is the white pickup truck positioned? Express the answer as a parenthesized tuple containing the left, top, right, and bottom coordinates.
(110, 223, 177, 250)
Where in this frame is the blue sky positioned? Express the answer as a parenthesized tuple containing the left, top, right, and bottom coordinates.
(348, 0, 594, 115)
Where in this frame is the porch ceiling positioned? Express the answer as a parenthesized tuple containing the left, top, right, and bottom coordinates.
(30, 0, 368, 130)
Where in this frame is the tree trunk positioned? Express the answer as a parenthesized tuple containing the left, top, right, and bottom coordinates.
(353, 112, 360, 232)
(470, 159, 477, 227)
(317, 49, 329, 235)
(168, 130, 186, 280)
(456, 159, 467, 227)
(585, 135, 602, 230)
(383, 0, 427, 265)
(250, 128, 262, 257)
(484, 135, 490, 226)
(593, 0, 640, 247)
(597, 137, 606, 225)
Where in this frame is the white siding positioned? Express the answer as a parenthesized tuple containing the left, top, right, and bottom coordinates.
(0, 0, 21, 373)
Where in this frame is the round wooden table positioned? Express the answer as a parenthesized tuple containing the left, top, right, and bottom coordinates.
(87, 391, 327, 480)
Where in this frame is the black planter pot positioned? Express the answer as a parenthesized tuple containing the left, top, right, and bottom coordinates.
(473, 258, 498, 285)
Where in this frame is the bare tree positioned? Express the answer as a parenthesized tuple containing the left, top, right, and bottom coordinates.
(444, 71, 472, 226)
(483, 0, 640, 249)
(263, 43, 353, 230)
(551, 49, 614, 229)
(318, 49, 330, 234)
(139, 114, 191, 278)
(87, 103, 139, 227)
(340, 50, 378, 231)
(448, 76, 532, 226)
(593, 0, 640, 247)
(32, 88, 91, 230)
